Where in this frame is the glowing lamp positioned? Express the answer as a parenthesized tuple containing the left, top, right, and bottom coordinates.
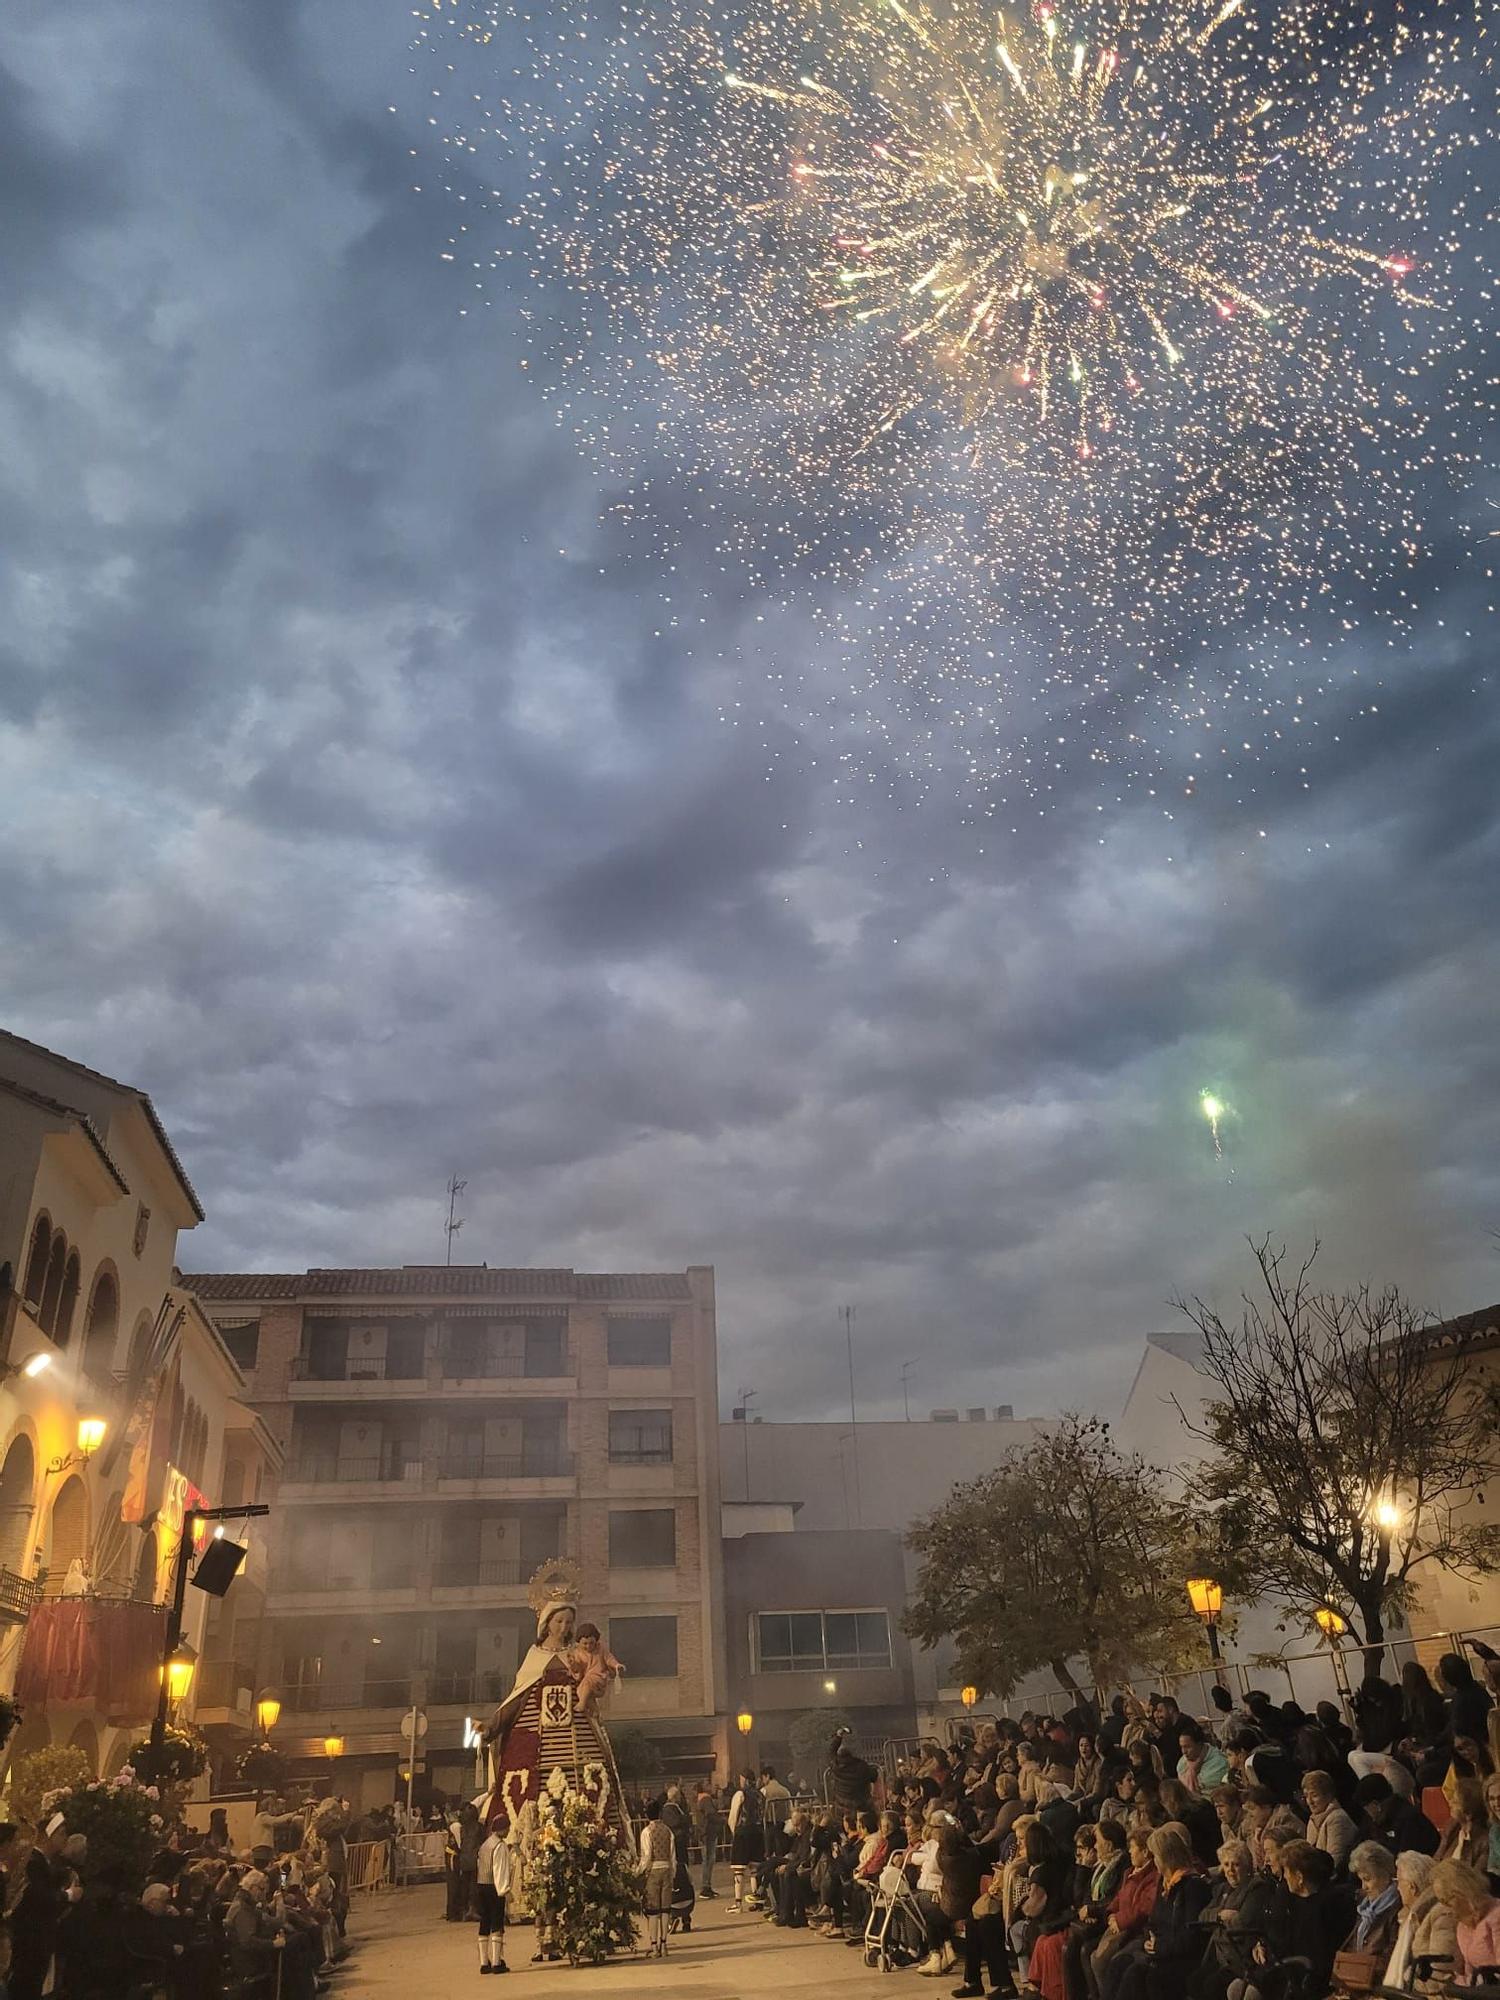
(1314, 1606, 1347, 1639)
(736, 1711, 754, 1736)
(22, 1353, 52, 1379)
(76, 1417, 107, 1458)
(323, 1734, 345, 1760)
(1186, 1577, 1223, 1622)
(824, 1678, 837, 1694)
(961, 1685, 978, 1710)
(255, 1692, 281, 1736)
(164, 1642, 198, 1706)
(1372, 1497, 1402, 1533)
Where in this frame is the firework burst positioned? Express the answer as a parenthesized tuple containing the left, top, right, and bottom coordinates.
(414, 0, 1495, 802)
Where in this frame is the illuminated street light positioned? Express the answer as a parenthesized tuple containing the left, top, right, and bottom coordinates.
(164, 1642, 198, 1709)
(255, 1691, 281, 1737)
(960, 1686, 979, 1711)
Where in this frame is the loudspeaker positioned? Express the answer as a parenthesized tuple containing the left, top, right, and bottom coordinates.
(191, 1538, 248, 1597)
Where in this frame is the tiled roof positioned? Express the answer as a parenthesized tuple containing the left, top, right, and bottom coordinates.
(0, 1029, 204, 1221)
(179, 1266, 696, 1304)
(1417, 1302, 1500, 1350)
(0, 1076, 132, 1197)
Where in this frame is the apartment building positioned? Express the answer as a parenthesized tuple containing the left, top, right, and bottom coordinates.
(0, 1031, 251, 1776)
(184, 1263, 726, 1803)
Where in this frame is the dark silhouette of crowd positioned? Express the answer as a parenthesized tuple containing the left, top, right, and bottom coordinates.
(718, 1649, 1500, 2000)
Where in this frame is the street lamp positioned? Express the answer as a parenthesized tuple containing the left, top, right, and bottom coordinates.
(255, 1691, 282, 1738)
(1315, 1605, 1350, 1697)
(48, 1416, 108, 1475)
(960, 1685, 979, 1712)
(1186, 1577, 1227, 1687)
(823, 1679, 837, 1695)
(164, 1641, 198, 1712)
(323, 1732, 346, 1761)
(735, 1709, 754, 1774)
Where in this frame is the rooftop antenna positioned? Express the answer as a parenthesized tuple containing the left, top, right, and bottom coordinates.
(444, 1176, 467, 1265)
(900, 1358, 914, 1423)
(737, 1387, 757, 1499)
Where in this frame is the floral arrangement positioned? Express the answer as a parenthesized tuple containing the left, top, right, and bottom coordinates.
(235, 1741, 290, 1791)
(531, 1779, 641, 1964)
(124, 1724, 207, 1787)
(42, 1766, 163, 1892)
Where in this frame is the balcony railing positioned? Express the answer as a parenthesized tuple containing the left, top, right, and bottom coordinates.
(437, 1450, 573, 1481)
(289, 1355, 425, 1384)
(284, 1456, 423, 1485)
(432, 1559, 525, 1591)
(0, 1567, 43, 1625)
(607, 1445, 673, 1465)
(441, 1344, 571, 1381)
(282, 1677, 416, 1713)
(428, 1670, 514, 1706)
(273, 1568, 416, 1595)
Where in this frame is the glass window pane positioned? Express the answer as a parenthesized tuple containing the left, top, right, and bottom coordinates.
(608, 1615, 677, 1677)
(856, 1611, 891, 1666)
(606, 1318, 672, 1366)
(607, 1508, 675, 1567)
(823, 1612, 859, 1666)
(757, 1613, 792, 1669)
(788, 1612, 824, 1668)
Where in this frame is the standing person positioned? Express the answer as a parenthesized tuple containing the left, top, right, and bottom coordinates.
(474, 1818, 512, 1974)
(9, 1818, 68, 2000)
(1440, 1656, 1495, 1750)
(759, 1764, 792, 1902)
(831, 1729, 878, 1816)
(456, 1802, 482, 1924)
(694, 1781, 723, 1898)
(727, 1769, 764, 1911)
(662, 1784, 696, 1934)
(638, 1799, 675, 1958)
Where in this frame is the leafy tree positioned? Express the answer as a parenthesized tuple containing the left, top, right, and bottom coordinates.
(607, 1724, 663, 1782)
(788, 1707, 854, 1790)
(9, 1745, 93, 1829)
(905, 1414, 1212, 1698)
(1177, 1238, 1500, 1672)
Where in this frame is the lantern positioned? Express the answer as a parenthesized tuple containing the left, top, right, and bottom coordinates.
(960, 1685, 979, 1710)
(76, 1416, 108, 1458)
(324, 1733, 345, 1760)
(255, 1691, 282, 1736)
(736, 1711, 753, 1736)
(164, 1642, 198, 1706)
(1186, 1577, 1223, 1622)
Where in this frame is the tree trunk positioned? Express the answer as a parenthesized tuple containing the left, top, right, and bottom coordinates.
(1050, 1657, 1083, 1695)
(1356, 1597, 1388, 1683)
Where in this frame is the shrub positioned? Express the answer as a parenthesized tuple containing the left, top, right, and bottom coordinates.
(46, 1768, 162, 1892)
(607, 1726, 662, 1782)
(9, 1746, 93, 1830)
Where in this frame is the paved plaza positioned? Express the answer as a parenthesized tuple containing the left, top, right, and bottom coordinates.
(341, 1883, 921, 1999)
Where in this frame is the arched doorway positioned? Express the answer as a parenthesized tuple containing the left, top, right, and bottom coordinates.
(81, 1269, 119, 1380)
(47, 1475, 89, 1583)
(67, 1719, 100, 1776)
(0, 1435, 37, 1575)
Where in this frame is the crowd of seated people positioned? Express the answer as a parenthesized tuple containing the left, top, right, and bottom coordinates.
(747, 1649, 1500, 2000)
(0, 1791, 355, 2000)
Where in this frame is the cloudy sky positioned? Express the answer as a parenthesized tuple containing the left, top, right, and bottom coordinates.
(3, 0, 1497, 1427)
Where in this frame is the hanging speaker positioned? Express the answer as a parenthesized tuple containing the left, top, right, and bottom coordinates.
(191, 1538, 248, 1598)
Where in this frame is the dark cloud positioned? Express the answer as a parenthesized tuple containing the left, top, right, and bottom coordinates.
(1, 1, 1497, 1428)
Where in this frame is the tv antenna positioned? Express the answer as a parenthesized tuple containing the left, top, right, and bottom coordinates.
(444, 1176, 467, 1265)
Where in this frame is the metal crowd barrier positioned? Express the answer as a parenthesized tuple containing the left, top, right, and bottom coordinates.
(344, 1838, 391, 1893)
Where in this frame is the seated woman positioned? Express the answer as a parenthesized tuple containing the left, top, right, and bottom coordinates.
(1065, 1818, 1129, 2000)
(1112, 1827, 1212, 2000)
(1382, 1850, 1457, 1995)
(1232, 1840, 1354, 2000)
(1011, 1821, 1075, 1991)
(1430, 1859, 1500, 1985)
(1333, 1839, 1402, 1988)
(1027, 1825, 1097, 2000)
(1088, 1830, 1160, 2000)
(1190, 1840, 1275, 2000)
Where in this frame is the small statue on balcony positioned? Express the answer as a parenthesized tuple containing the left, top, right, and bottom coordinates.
(481, 1560, 630, 1851)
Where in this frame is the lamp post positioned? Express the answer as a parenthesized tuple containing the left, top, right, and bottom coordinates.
(960, 1685, 978, 1713)
(736, 1708, 754, 1782)
(1186, 1577, 1227, 1690)
(47, 1416, 107, 1477)
(144, 1501, 270, 1787)
(255, 1691, 281, 1740)
(324, 1731, 345, 1792)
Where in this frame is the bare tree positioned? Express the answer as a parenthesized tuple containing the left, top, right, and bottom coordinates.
(1177, 1239, 1500, 1673)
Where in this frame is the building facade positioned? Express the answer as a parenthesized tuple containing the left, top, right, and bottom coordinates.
(184, 1264, 726, 1803)
(0, 1032, 250, 1776)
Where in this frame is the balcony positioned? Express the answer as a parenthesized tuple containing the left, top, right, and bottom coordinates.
(194, 1659, 256, 1728)
(429, 1557, 531, 1607)
(440, 1343, 573, 1388)
(266, 1566, 418, 1613)
(282, 1676, 416, 1714)
(287, 1356, 428, 1401)
(280, 1455, 424, 1499)
(0, 1566, 42, 1627)
(435, 1450, 575, 1497)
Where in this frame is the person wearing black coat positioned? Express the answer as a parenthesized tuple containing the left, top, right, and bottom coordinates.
(1438, 1653, 1494, 1747)
(830, 1729, 878, 1814)
(1188, 1844, 1277, 2000)
(9, 1826, 67, 2000)
(1112, 1829, 1213, 2000)
(1353, 1774, 1439, 1857)
(773, 1813, 816, 1928)
(1249, 1841, 1355, 2000)
(942, 1823, 1014, 2000)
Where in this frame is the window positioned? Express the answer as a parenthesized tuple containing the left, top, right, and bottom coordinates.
(608, 1409, 673, 1464)
(755, 1609, 891, 1674)
(606, 1317, 671, 1367)
(216, 1320, 261, 1371)
(608, 1615, 678, 1678)
(608, 1508, 675, 1568)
